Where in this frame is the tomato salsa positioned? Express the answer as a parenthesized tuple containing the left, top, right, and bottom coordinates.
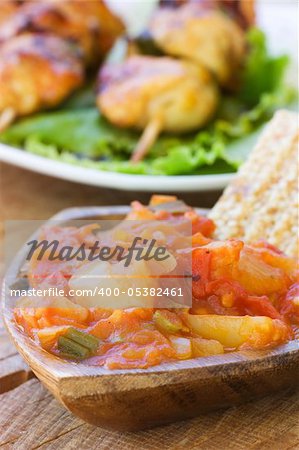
(14, 195, 299, 369)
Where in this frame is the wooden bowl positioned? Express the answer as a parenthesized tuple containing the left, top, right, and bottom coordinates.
(2, 206, 299, 431)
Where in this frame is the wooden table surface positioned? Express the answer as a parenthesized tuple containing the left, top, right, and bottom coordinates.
(1, 163, 298, 450)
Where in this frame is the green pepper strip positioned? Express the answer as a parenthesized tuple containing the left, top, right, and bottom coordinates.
(64, 327, 99, 351)
(57, 336, 90, 359)
(57, 328, 100, 359)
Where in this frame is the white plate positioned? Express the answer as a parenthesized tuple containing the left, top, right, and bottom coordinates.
(0, 1, 297, 192)
(0, 142, 234, 192)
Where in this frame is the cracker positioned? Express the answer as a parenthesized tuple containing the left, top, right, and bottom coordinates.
(209, 109, 299, 257)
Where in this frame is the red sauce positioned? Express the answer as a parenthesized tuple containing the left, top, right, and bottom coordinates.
(14, 196, 298, 369)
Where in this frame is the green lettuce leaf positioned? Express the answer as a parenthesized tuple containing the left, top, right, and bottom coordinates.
(239, 28, 290, 106)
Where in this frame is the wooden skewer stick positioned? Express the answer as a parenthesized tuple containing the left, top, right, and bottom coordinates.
(131, 117, 163, 163)
(0, 107, 16, 133)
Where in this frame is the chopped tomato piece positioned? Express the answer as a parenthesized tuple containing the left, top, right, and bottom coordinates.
(192, 247, 212, 298)
(240, 295, 282, 320)
(278, 283, 299, 323)
(184, 211, 215, 237)
(149, 195, 177, 206)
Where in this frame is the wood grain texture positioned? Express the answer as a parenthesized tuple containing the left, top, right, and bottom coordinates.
(0, 379, 298, 450)
(0, 319, 32, 394)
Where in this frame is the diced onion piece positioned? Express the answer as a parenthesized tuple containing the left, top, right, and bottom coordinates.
(169, 336, 192, 359)
(139, 246, 177, 275)
(184, 314, 291, 348)
(37, 326, 71, 351)
(191, 337, 224, 357)
(233, 248, 288, 295)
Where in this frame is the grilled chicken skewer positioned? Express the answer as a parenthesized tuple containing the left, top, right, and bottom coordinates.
(0, 0, 124, 130)
(0, 1, 21, 130)
(0, 33, 84, 130)
(158, 0, 255, 30)
(0, 0, 125, 66)
(97, 56, 219, 162)
(149, 2, 246, 89)
(97, 0, 251, 161)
